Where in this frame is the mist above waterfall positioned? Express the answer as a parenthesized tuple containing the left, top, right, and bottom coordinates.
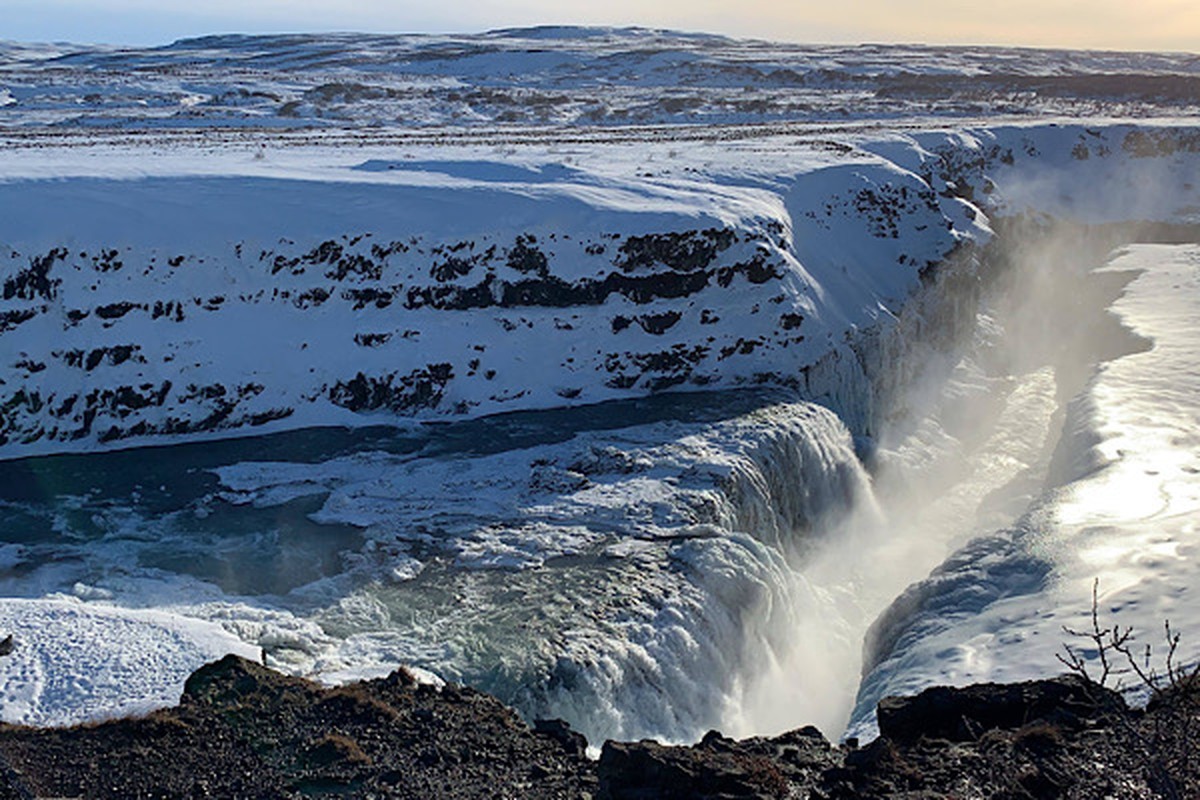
(723, 206, 1195, 739)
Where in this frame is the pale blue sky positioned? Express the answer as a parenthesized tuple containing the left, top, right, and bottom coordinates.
(5, 0, 1199, 52)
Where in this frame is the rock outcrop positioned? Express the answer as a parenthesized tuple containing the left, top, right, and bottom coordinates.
(0, 656, 1194, 799)
(0, 655, 596, 799)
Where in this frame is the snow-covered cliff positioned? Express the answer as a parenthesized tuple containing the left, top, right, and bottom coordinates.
(5, 120, 1197, 459)
(0, 133, 984, 457)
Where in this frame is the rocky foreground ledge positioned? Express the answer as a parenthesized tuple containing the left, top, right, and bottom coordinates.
(0, 656, 1194, 799)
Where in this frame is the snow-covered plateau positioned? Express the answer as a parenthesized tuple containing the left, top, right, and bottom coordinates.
(1, 29, 1199, 747)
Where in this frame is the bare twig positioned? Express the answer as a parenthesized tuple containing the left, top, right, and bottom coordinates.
(1056, 579, 1198, 799)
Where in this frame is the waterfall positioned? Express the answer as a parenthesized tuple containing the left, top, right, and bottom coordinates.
(470, 401, 884, 745)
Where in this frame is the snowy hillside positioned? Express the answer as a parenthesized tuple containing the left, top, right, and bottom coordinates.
(0, 131, 983, 457)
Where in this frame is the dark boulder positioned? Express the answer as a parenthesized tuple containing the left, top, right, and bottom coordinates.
(181, 653, 314, 709)
(535, 718, 589, 759)
(598, 736, 791, 799)
(876, 675, 1126, 744)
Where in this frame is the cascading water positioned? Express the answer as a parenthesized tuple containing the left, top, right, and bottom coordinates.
(246, 399, 882, 746)
(267, 214, 1150, 745)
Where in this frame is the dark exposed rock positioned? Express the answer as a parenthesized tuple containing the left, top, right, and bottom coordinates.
(615, 228, 737, 273)
(598, 738, 790, 799)
(0, 654, 596, 800)
(605, 373, 639, 389)
(624, 344, 710, 374)
(151, 299, 185, 321)
(270, 238, 391, 281)
(599, 343, 711, 391)
(636, 311, 682, 335)
(371, 240, 409, 261)
(600, 677, 1198, 800)
(0, 660, 1196, 799)
(507, 234, 550, 275)
(91, 248, 124, 272)
(430, 254, 474, 282)
(0, 308, 37, 333)
(12, 359, 45, 373)
(431, 242, 496, 282)
(94, 301, 141, 320)
(779, 312, 803, 331)
(597, 727, 839, 799)
(716, 251, 782, 287)
(328, 252, 384, 282)
(407, 266, 712, 311)
(719, 338, 761, 360)
(293, 287, 332, 308)
(98, 382, 172, 412)
(535, 719, 589, 759)
(646, 373, 689, 391)
(2, 248, 64, 302)
(394, 228, 782, 312)
(57, 345, 144, 371)
(245, 407, 295, 427)
(328, 364, 455, 413)
(353, 331, 393, 347)
(875, 675, 1126, 744)
(343, 287, 395, 309)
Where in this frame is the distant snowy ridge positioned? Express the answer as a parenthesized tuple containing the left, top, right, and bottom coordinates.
(2, 28, 1198, 130)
